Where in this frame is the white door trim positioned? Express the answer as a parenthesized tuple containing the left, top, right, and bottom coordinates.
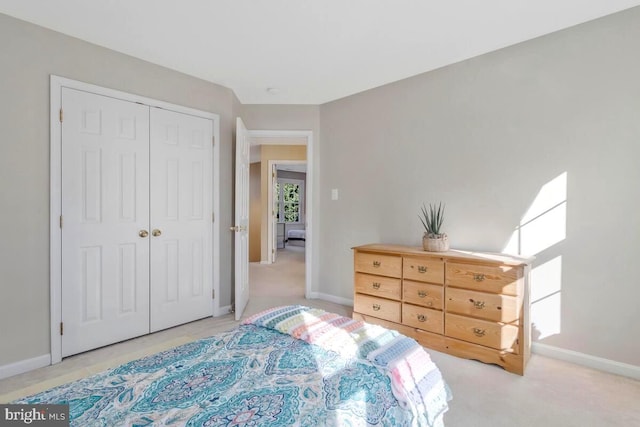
(250, 130, 313, 299)
(267, 160, 307, 264)
(50, 75, 221, 363)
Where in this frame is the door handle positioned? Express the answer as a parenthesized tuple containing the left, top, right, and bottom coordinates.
(139, 230, 149, 238)
(230, 225, 246, 232)
(152, 229, 162, 237)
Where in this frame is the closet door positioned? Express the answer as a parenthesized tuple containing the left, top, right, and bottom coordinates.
(61, 88, 150, 356)
(149, 108, 213, 332)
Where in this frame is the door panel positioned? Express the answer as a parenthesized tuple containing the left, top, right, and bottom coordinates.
(61, 88, 150, 357)
(191, 239, 204, 295)
(165, 159, 180, 219)
(118, 243, 137, 313)
(81, 246, 102, 321)
(81, 149, 101, 222)
(119, 153, 138, 221)
(150, 108, 213, 332)
(163, 239, 180, 302)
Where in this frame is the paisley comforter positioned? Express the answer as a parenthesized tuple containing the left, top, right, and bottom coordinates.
(16, 307, 450, 426)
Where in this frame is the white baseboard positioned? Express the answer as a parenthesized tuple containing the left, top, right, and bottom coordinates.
(0, 354, 51, 380)
(308, 292, 353, 307)
(532, 342, 640, 380)
(213, 305, 232, 317)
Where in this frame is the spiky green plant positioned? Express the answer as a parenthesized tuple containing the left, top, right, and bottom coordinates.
(419, 202, 445, 237)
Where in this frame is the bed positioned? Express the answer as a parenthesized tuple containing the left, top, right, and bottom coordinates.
(286, 228, 305, 245)
(15, 306, 451, 426)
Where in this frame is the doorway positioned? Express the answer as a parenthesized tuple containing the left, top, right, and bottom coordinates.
(245, 131, 313, 301)
(270, 161, 307, 263)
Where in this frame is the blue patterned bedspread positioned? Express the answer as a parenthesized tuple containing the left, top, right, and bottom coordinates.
(16, 324, 427, 426)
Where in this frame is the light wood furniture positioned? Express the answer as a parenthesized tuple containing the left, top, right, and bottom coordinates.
(352, 244, 531, 375)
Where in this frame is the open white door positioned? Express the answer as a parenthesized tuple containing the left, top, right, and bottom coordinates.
(272, 163, 278, 263)
(233, 118, 250, 320)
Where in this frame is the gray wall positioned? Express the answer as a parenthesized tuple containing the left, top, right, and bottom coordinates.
(319, 8, 640, 366)
(0, 14, 235, 366)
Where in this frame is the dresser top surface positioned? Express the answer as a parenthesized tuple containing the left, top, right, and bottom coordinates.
(352, 243, 532, 266)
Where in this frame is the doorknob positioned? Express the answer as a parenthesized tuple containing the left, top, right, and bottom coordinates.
(230, 225, 246, 232)
(139, 230, 149, 238)
(152, 229, 162, 237)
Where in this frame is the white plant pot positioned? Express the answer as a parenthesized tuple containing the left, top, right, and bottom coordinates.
(423, 233, 449, 252)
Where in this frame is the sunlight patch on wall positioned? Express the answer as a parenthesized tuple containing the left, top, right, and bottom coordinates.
(503, 172, 567, 340)
(520, 202, 566, 255)
(530, 256, 562, 339)
(521, 172, 567, 224)
(503, 172, 567, 257)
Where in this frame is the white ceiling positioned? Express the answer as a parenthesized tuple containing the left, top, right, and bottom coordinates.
(2, 0, 639, 104)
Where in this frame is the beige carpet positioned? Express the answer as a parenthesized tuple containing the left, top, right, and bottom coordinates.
(249, 246, 306, 299)
(1, 246, 639, 426)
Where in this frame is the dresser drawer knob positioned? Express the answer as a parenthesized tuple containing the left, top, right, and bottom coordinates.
(372, 304, 381, 311)
(372, 282, 381, 290)
(418, 266, 428, 273)
(472, 299, 485, 309)
(473, 273, 485, 282)
(417, 314, 427, 322)
(472, 328, 486, 337)
(373, 261, 381, 268)
(418, 290, 428, 298)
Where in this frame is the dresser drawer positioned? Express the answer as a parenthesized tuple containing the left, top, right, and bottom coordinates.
(446, 287, 520, 323)
(445, 313, 519, 351)
(446, 262, 521, 296)
(402, 304, 444, 334)
(403, 280, 443, 309)
(355, 273, 401, 300)
(403, 257, 444, 284)
(355, 252, 402, 278)
(354, 294, 401, 323)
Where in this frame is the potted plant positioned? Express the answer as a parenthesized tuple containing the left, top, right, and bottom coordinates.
(419, 202, 450, 252)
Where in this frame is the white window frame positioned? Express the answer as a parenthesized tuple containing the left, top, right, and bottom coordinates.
(277, 177, 305, 224)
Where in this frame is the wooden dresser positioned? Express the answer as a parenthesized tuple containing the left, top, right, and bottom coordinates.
(352, 244, 531, 375)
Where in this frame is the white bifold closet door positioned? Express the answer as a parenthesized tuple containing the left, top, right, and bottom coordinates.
(61, 88, 212, 357)
(149, 107, 212, 332)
